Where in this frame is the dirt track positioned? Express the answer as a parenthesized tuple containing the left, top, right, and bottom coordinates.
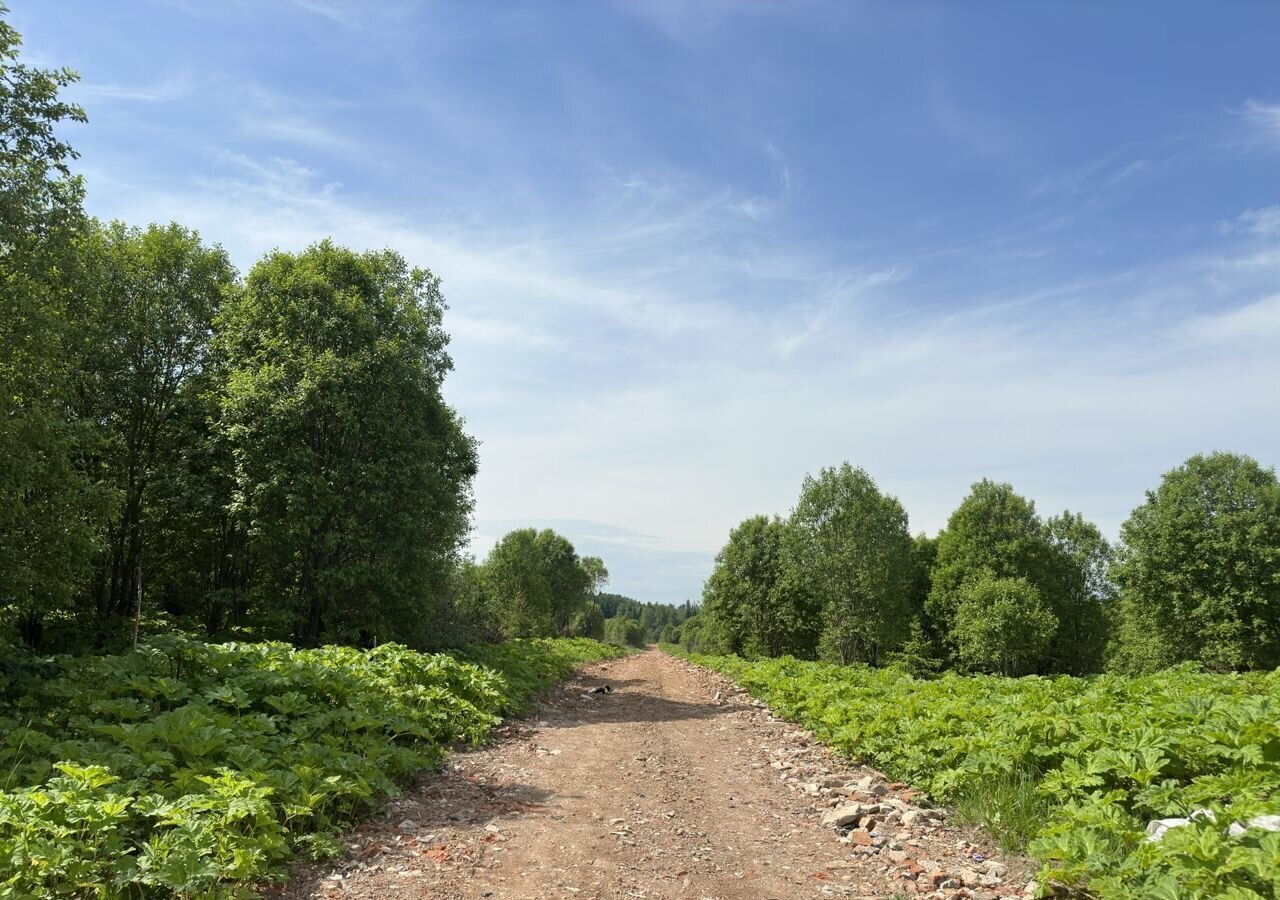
(279, 650, 1030, 900)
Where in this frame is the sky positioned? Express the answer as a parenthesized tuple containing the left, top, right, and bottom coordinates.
(12, 1, 1280, 604)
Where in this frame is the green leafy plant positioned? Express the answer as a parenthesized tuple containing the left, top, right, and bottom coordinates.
(670, 648, 1280, 898)
(0, 636, 624, 898)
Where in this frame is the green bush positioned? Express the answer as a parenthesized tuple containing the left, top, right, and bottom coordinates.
(671, 648, 1280, 898)
(604, 617, 645, 647)
(0, 635, 623, 898)
(953, 574, 1057, 676)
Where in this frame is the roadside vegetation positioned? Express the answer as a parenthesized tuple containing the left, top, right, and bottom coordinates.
(673, 453, 1279, 896)
(668, 649, 1280, 898)
(670, 446, 1280, 897)
(0, 637, 625, 897)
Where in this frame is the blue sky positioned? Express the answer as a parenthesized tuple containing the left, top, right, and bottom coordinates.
(14, 1, 1280, 604)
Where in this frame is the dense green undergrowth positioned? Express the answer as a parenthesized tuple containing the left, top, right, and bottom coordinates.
(665, 646, 1280, 899)
(0, 636, 624, 898)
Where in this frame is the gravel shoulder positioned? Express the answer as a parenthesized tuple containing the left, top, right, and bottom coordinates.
(276, 649, 1035, 900)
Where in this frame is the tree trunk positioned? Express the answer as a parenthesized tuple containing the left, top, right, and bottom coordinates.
(17, 613, 43, 648)
(132, 562, 142, 649)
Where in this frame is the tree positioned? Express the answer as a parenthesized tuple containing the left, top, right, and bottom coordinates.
(926, 480, 1064, 668)
(953, 575, 1057, 676)
(907, 533, 938, 622)
(786, 464, 913, 665)
(886, 533, 943, 675)
(604, 616, 645, 647)
(142, 357, 249, 638)
(481, 528, 591, 638)
(543, 535, 593, 636)
(1044, 511, 1113, 674)
(702, 515, 816, 658)
(571, 602, 606, 640)
(0, 9, 109, 644)
(218, 242, 477, 645)
(580, 556, 608, 594)
(676, 612, 727, 654)
(1110, 452, 1280, 673)
(428, 558, 503, 646)
(76, 221, 236, 630)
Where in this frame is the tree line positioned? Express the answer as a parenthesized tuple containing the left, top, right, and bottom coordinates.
(682, 454, 1280, 676)
(4, 212, 480, 649)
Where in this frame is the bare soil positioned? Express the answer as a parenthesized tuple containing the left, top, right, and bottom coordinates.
(275, 649, 1034, 900)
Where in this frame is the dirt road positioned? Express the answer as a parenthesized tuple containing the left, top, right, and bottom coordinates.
(281, 650, 1029, 900)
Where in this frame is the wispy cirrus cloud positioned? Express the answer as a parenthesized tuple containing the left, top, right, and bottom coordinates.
(74, 73, 194, 103)
(1240, 99, 1280, 147)
(613, 0, 806, 44)
(1226, 205, 1280, 237)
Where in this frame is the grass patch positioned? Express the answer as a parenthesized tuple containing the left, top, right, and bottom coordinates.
(950, 766, 1047, 854)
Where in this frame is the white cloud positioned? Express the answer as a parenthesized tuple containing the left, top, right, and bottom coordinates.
(1241, 99, 1280, 147)
(74, 74, 194, 103)
(1183, 294, 1280, 344)
(1229, 205, 1280, 237)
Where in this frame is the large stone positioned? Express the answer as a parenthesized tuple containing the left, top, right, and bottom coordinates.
(982, 860, 1009, 878)
(820, 802, 877, 829)
(901, 809, 926, 827)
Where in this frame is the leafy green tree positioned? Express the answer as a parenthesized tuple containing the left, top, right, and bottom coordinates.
(580, 556, 608, 594)
(427, 558, 501, 646)
(927, 480, 1064, 668)
(886, 533, 943, 675)
(0, 9, 109, 644)
(786, 464, 913, 665)
(1110, 452, 1280, 673)
(218, 242, 477, 645)
(908, 533, 938, 621)
(605, 616, 645, 647)
(638, 603, 663, 640)
(481, 528, 591, 638)
(571, 601, 606, 640)
(953, 574, 1058, 676)
(702, 515, 816, 658)
(676, 612, 729, 654)
(142, 361, 249, 638)
(1044, 511, 1113, 674)
(76, 221, 236, 630)
(543, 537, 590, 637)
(596, 593, 691, 642)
